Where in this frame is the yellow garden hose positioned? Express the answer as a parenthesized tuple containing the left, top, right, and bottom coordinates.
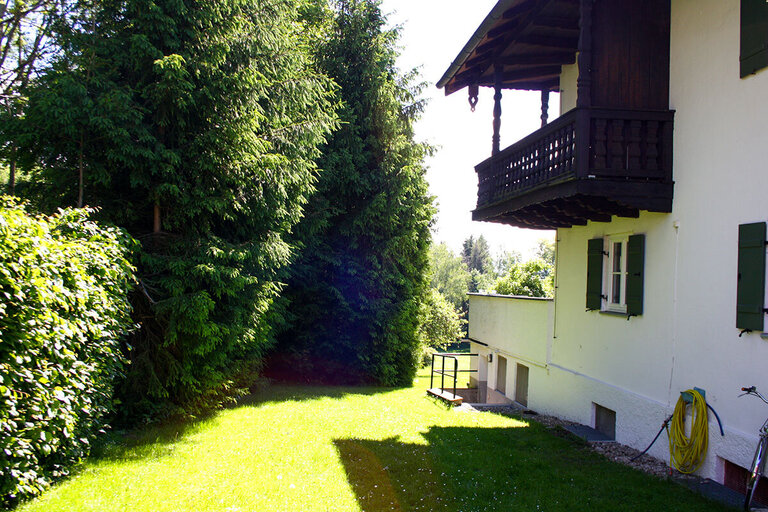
(668, 389, 709, 474)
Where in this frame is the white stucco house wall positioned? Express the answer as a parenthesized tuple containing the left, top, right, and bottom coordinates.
(437, 0, 768, 489)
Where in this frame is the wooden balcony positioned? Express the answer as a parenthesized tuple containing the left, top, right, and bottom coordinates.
(473, 107, 674, 229)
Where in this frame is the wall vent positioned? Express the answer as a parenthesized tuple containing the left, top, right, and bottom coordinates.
(723, 457, 768, 506)
(593, 403, 616, 440)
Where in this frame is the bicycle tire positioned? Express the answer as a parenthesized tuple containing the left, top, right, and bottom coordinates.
(745, 436, 768, 511)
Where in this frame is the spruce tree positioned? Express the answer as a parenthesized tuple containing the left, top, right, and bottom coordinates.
(9, 0, 338, 413)
(275, 0, 434, 385)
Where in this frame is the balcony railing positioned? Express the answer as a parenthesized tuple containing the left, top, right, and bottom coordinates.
(475, 107, 674, 212)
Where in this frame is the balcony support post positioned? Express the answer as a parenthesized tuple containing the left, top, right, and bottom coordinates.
(540, 90, 550, 127)
(492, 65, 503, 156)
(576, 0, 593, 109)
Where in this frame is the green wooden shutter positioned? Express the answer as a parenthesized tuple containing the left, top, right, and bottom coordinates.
(737, 222, 766, 331)
(626, 234, 645, 316)
(586, 238, 604, 310)
(741, 0, 768, 78)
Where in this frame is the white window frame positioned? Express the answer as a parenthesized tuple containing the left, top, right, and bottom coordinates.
(603, 235, 628, 313)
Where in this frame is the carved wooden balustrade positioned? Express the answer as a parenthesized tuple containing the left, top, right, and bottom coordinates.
(475, 107, 674, 212)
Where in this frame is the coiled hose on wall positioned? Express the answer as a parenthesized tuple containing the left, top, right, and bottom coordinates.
(668, 388, 709, 474)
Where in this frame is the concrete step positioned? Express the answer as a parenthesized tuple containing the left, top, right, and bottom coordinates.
(427, 388, 463, 405)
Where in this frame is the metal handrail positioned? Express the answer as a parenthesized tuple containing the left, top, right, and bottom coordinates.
(429, 353, 479, 399)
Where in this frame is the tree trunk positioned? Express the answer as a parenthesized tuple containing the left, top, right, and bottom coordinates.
(7, 151, 16, 196)
(78, 134, 84, 207)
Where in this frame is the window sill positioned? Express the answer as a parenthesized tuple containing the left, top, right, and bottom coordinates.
(599, 310, 632, 318)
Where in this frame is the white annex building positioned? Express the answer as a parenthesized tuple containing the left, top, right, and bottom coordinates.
(437, 0, 768, 492)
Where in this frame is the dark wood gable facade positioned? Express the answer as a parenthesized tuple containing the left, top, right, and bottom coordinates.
(438, 0, 674, 230)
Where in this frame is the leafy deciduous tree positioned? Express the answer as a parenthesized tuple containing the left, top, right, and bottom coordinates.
(429, 242, 470, 310)
(493, 259, 553, 298)
(494, 248, 522, 276)
(535, 238, 556, 266)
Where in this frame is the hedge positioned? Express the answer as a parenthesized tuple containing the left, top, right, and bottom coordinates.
(0, 198, 135, 506)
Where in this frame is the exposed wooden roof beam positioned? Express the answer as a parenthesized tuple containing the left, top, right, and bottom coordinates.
(581, 196, 640, 218)
(455, 63, 560, 84)
(502, 65, 562, 82)
(533, 16, 579, 31)
(471, 0, 560, 77)
(466, 50, 575, 69)
(447, 76, 559, 95)
(495, 213, 562, 229)
(505, 77, 559, 88)
(552, 202, 612, 223)
(476, 34, 512, 54)
(528, 205, 587, 226)
(517, 34, 579, 49)
(488, 19, 523, 39)
(500, 52, 576, 66)
(502, 0, 537, 19)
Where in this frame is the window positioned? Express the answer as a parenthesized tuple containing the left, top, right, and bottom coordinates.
(741, 0, 768, 78)
(586, 234, 645, 316)
(606, 237, 628, 313)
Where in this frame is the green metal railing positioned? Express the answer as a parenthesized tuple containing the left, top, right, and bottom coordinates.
(429, 352, 479, 399)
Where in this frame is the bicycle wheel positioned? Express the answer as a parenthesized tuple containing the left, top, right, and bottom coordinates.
(745, 436, 768, 511)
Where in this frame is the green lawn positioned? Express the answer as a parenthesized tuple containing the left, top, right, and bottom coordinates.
(18, 370, 734, 512)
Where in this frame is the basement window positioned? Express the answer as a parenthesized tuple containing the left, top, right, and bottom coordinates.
(593, 403, 616, 441)
(723, 458, 768, 506)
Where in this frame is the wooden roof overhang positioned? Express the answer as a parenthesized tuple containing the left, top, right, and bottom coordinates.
(436, 0, 580, 96)
(437, 0, 675, 231)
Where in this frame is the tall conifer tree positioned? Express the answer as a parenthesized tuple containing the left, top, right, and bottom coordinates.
(276, 0, 434, 385)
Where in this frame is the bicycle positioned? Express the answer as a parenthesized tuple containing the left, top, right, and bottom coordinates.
(740, 386, 768, 511)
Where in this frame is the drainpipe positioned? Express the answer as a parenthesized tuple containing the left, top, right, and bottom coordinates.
(666, 220, 680, 406)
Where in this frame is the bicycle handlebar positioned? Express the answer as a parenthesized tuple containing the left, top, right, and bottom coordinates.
(741, 386, 768, 405)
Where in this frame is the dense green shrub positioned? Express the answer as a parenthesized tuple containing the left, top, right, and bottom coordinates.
(0, 198, 135, 506)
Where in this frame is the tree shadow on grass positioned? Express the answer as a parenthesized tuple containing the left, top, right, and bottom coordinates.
(237, 380, 405, 408)
(334, 424, 734, 512)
